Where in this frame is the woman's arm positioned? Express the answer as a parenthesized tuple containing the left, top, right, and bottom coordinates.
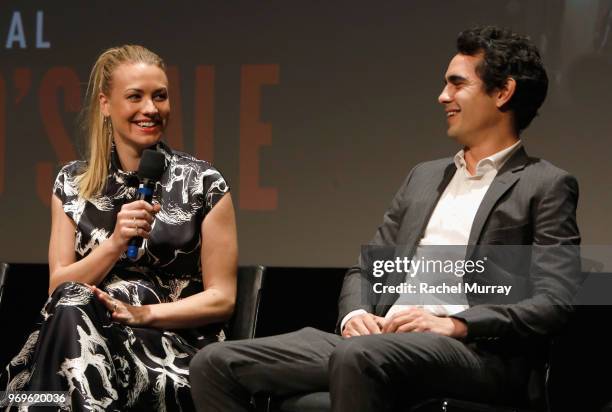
(48, 195, 159, 294)
(93, 193, 238, 329)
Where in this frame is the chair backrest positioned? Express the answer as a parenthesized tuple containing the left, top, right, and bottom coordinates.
(547, 303, 612, 411)
(226, 265, 265, 340)
(0, 263, 49, 368)
(255, 267, 346, 337)
(0, 262, 9, 308)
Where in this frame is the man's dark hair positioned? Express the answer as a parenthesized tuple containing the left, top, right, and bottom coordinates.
(457, 26, 548, 133)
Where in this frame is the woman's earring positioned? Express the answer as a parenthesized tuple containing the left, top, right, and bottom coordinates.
(105, 117, 113, 141)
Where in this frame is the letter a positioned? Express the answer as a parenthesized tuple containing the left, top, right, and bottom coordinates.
(6, 11, 26, 49)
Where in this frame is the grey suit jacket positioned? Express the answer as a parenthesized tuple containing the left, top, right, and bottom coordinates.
(337, 147, 581, 343)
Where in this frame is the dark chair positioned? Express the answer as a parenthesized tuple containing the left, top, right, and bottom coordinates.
(272, 394, 534, 412)
(0, 262, 9, 308)
(226, 265, 266, 340)
(269, 266, 548, 412)
(0, 263, 49, 367)
(407, 399, 535, 412)
(253, 267, 346, 412)
(274, 274, 612, 412)
(274, 343, 547, 412)
(275, 390, 542, 412)
(0, 263, 264, 366)
(276, 392, 330, 412)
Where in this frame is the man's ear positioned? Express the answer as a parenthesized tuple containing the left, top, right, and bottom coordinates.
(99, 93, 110, 117)
(496, 77, 516, 108)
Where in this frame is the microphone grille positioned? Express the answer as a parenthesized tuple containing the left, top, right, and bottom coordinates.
(138, 149, 166, 181)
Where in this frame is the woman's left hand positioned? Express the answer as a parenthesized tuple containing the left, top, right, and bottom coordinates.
(87, 284, 153, 327)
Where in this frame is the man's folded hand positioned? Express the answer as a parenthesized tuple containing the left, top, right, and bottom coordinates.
(342, 313, 386, 337)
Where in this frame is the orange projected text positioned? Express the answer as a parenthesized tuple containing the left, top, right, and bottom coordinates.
(239, 64, 279, 211)
(2, 63, 280, 211)
(38, 67, 80, 206)
(195, 65, 215, 162)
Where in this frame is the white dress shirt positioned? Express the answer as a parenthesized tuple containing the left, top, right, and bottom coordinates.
(341, 140, 522, 331)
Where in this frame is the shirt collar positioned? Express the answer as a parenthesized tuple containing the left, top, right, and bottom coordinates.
(453, 139, 522, 177)
(109, 140, 173, 176)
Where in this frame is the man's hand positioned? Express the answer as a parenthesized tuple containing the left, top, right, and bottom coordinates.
(342, 313, 386, 338)
(382, 307, 467, 338)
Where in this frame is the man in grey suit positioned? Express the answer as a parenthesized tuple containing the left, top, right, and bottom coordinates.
(189, 26, 581, 411)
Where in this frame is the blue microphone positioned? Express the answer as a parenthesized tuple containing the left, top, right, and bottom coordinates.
(127, 149, 166, 260)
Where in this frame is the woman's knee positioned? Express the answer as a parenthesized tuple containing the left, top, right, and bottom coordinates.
(50, 281, 91, 298)
(47, 281, 97, 314)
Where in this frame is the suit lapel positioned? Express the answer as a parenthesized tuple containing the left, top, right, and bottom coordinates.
(378, 147, 529, 314)
(467, 146, 529, 245)
(377, 161, 456, 310)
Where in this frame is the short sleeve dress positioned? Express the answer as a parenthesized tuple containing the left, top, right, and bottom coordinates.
(1, 141, 229, 411)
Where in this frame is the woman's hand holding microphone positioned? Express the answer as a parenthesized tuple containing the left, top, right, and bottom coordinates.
(108, 200, 161, 253)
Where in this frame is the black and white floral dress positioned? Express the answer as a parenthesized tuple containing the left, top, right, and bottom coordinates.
(1, 141, 229, 411)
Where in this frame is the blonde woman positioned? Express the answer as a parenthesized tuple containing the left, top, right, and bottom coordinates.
(1, 45, 237, 411)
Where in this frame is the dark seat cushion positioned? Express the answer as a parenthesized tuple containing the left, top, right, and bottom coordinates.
(279, 392, 331, 412)
(278, 393, 534, 412)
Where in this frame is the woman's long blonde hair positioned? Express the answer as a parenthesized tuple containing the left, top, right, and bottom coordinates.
(78, 45, 166, 199)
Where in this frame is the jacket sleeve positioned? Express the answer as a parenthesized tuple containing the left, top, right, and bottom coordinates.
(335, 166, 417, 333)
(451, 173, 582, 342)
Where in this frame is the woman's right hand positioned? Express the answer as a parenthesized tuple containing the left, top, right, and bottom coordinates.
(109, 200, 161, 252)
